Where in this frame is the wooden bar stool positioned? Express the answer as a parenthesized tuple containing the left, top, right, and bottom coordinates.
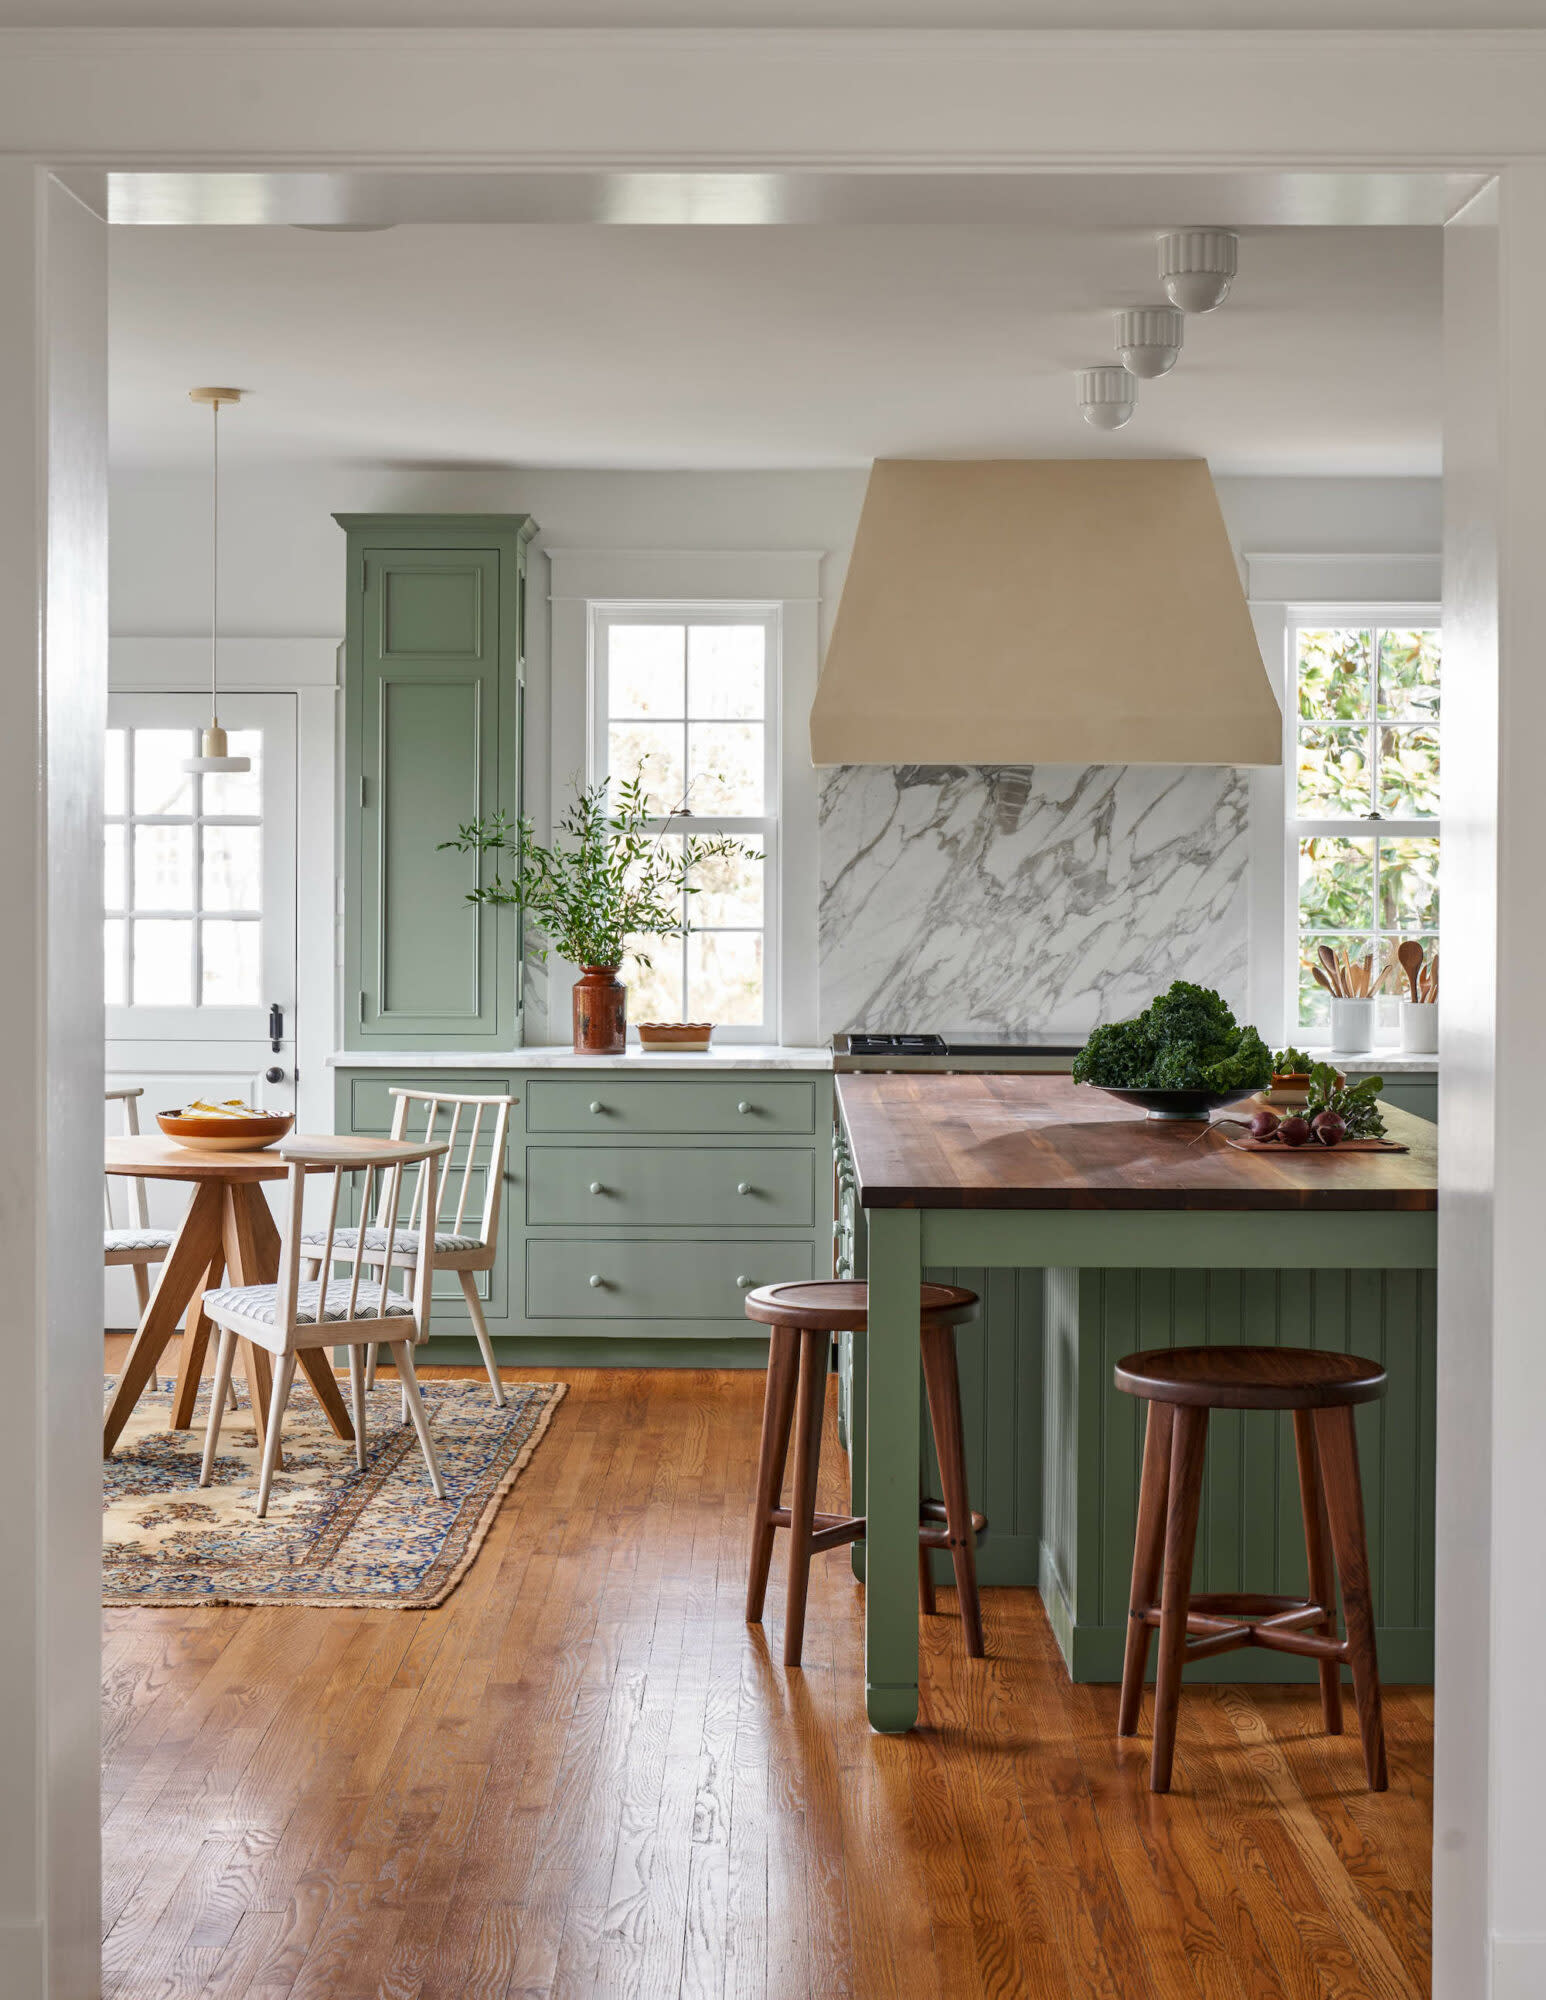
(742, 1278, 987, 1668)
(1115, 1345, 1389, 1795)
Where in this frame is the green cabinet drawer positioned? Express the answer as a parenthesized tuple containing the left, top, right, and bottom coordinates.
(525, 1145, 817, 1227)
(526, 1237, 814, 1320)
(525, 1077, 816, 1135)
(346, 1074, 513, 1135)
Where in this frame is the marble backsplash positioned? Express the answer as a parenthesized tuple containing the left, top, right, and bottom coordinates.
(818, 764, 1250, 1039)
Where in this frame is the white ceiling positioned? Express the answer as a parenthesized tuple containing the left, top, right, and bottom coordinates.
(108, 217, 1441, 477)
(14, 0, 1546, 21)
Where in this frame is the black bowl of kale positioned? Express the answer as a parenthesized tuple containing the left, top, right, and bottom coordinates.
(1070, 982, 1273, 1121)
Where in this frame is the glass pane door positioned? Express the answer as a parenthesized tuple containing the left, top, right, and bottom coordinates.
(104, 693, 296, 1047)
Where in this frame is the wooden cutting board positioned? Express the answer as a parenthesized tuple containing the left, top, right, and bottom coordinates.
(1218, 1128, 1408, 1155)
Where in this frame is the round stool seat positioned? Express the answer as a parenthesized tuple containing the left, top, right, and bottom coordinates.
(1115, 1345, 1386, 1412)
(742, 1278, 979, 1333)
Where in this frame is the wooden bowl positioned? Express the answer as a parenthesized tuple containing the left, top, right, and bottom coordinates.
(636, 1021, 715, 1053)
(156, 1109, 295, 1152)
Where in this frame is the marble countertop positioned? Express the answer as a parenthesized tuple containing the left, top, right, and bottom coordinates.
(328, 1043, 834, 1071)
(1304, 1050, 1438, 1075)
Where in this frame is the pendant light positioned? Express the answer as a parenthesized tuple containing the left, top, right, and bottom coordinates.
(182, 386, 250, 775)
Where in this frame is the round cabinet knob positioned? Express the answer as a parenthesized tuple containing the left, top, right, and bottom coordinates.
(736, 1182, 752, 1196)
(589, 1100, 604, 1114)
(264, 1066, 285, 1085)
(736, 1274, 754, 1289)
(589, 1181, 604, 1195)
(589, 1273, 605, 1288)
(736, 1100, 752, 1115)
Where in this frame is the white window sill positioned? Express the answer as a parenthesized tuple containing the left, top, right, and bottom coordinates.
(1303, 1047, 1438, 1074)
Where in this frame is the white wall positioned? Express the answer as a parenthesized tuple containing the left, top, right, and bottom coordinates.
(0, 168, 107, 2000)
(109, 460, 1441, 1042)
(109, 462, 1440, 640)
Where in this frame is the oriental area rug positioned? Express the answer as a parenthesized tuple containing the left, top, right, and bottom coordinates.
(102, 1374, 565, 1609)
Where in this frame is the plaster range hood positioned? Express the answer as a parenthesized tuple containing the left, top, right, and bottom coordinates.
(809, 458, 1281, 768)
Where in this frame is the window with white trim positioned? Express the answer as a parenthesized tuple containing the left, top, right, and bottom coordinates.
(104, 722, 264, 1008)
(1287, 615, 1440, 1042)
(591, 605, 779, 1040)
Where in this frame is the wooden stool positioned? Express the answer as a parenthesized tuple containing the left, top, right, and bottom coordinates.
(1115, 1345, 1389, 1795)
(743, 1279, 987, 1667)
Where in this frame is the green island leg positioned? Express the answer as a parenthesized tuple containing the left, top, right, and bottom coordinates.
(864, 1206, 923, 1733)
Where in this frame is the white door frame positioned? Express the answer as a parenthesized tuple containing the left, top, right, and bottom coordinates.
(8, 28, 1546, 1996)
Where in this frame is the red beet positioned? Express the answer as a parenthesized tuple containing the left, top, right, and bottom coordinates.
(1248, 1110, 1281, 1140)
(1312, 1111, 1347, 1148)
(1278, 1115, 1311, 1148)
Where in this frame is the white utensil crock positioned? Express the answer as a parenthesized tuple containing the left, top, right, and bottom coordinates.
(1329, 997, 1375, 1054)
(1400, 1000, 1439, 1054)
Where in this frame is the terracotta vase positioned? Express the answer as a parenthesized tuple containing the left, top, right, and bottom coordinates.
(572, 965, 626, 1054)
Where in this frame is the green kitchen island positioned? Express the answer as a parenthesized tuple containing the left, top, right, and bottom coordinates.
(835, 1072, 1438, 1735)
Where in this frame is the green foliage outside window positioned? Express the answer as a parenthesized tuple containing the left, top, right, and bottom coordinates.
(1294, 626, 1440, 1033)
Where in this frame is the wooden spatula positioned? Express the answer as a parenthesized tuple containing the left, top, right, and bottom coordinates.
(1317, 943, 1343, 996)
(1397, 938, 1424, 1003)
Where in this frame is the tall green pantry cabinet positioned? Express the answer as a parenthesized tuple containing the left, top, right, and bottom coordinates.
(336, 514, 536, 1051)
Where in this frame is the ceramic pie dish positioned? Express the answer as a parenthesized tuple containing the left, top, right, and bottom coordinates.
(636, 1021, 715, 1052)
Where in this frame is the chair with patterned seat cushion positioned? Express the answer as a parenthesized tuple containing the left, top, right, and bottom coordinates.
(198, 1134, 450, 1517)
(104, 1087, 175, 1315)
(299, 1088, 517, 1409)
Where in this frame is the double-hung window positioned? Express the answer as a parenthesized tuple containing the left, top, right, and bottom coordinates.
(590, 605, 778, 1040)
(1287, 616, 1440, 1042)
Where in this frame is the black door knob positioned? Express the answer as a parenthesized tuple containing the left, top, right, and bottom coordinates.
(264, 1066, 285, 1084)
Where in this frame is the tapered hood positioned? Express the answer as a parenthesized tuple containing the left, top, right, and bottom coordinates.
(809, 458, 1280, 767)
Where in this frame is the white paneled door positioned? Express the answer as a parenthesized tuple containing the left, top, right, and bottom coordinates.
(104, 692, 298, 1325)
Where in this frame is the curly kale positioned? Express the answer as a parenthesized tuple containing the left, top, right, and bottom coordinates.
(1272, 1046, 1315, 1076)
(1071, 981, 1273, 1094)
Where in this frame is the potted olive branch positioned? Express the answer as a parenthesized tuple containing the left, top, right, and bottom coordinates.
(439, 771, 750, 1054)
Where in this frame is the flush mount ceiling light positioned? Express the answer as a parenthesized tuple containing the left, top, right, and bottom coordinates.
(1158, 229, 1238, 315)
(1114, 305, 1185, 379)
(1076, 365, 1136, 430)
(183, 387, 250, 776)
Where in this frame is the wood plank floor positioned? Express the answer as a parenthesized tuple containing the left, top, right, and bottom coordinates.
(102, 1356, 1433, 1999)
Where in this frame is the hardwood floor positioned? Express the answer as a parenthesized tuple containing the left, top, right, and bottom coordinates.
(101, 1356, 1433, 1999)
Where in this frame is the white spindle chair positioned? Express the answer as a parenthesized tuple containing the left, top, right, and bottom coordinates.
(198, 1135, 450, 1517)
(104, 1086, 175, 1315)
(300, 1088, 517, 1408)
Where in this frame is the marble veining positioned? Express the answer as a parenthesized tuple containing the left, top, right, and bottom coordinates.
(819, 764, 1250, 1038)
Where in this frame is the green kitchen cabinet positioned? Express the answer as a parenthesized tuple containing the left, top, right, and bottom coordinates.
(332, 1061, 834, 1367)
(336, 514, 536, 1051)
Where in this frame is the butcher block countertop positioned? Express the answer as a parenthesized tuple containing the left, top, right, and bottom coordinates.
(835, 1072, 1438, 1213)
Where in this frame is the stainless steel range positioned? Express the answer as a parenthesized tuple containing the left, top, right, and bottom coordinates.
(831, 1032, 1083, 1073)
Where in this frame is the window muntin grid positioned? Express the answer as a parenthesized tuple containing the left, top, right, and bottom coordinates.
(591, 608, 778, 1038)
(1288, 623, 1440, 1039)
(103, 726, 264, 1008)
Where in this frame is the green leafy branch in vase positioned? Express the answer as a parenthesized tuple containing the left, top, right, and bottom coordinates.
(439, 770, 752, 972)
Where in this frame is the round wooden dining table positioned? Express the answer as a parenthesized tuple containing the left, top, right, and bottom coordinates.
(103, 1134, 355, 1458)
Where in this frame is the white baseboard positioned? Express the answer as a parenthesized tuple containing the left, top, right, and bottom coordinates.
(1493, 1935, 1546, 1999)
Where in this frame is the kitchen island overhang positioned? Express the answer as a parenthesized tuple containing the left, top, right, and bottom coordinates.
(834, 1073, 1437, 1736)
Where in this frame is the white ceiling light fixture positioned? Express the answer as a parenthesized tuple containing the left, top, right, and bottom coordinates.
(1075, 365, 1136, 430)
(1114, 305, 1184, 378)
(1158, 229, 1239, 314)
(183, 386, 250, 775)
